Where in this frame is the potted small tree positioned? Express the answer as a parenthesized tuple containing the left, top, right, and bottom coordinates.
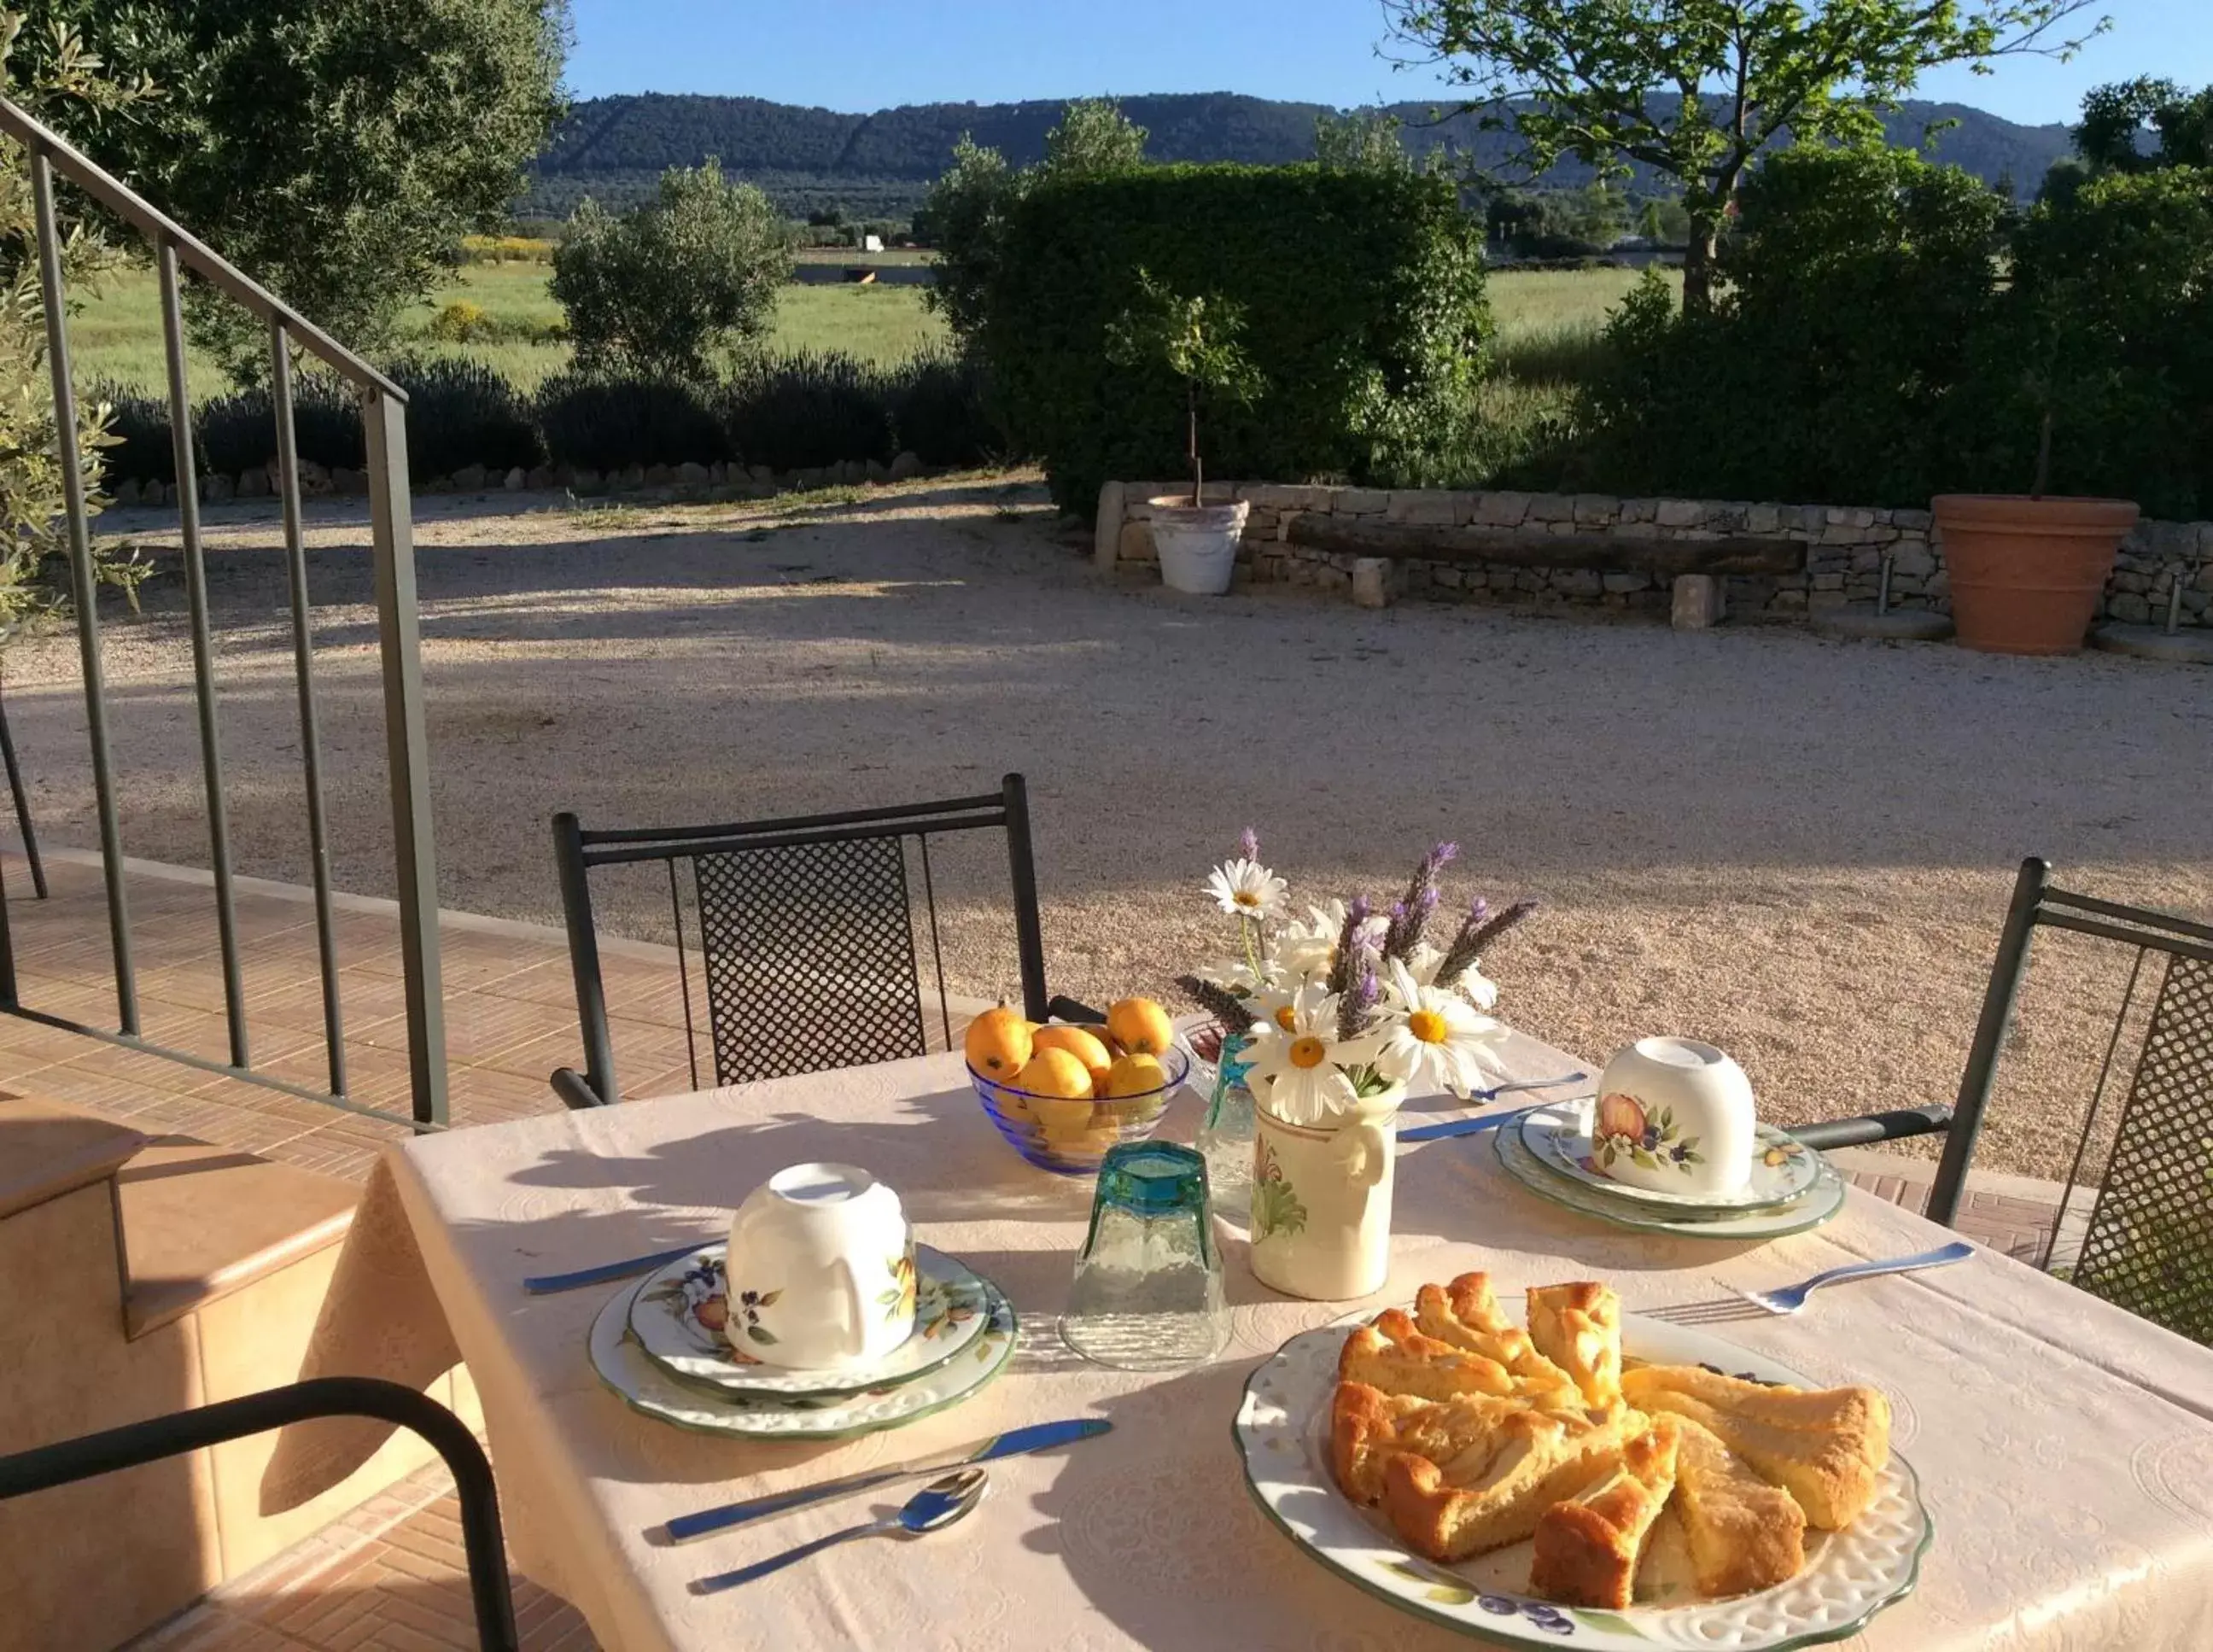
(1933, 208, 2139, 657)
(1106, 271, 1263, 595)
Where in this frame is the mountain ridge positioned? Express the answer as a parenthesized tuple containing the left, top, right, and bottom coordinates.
(523, 90, 2076, 219)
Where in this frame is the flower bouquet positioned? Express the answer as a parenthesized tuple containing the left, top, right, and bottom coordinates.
(1177, 832, 1539, 1300)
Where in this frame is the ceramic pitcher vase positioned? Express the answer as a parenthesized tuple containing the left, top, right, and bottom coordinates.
(1247, 1081, 1405, 1301)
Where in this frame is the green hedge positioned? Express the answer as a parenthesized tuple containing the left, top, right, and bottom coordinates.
(1578, 146, 2213, 518)
(983, 164, 1491, 516)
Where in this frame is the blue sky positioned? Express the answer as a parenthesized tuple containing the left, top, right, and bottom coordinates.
(564, 2, 2210, 127)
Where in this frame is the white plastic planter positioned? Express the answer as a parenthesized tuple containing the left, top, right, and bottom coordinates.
(1148, 497, 1250, 595)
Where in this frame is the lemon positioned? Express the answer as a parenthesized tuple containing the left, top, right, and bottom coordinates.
(1101, 1053, 1169, 1099)
(964, 1006, 1035, 1079)
(1106, 996, 1176, 1057)
(1032, 1024, 1113, 1088)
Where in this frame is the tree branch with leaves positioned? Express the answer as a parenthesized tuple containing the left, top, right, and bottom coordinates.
(1382, 0, 2106, 310)
(1105, 272, 1264, 506)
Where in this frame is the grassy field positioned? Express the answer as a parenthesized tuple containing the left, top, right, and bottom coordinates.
(67, 260, 1650, 481)
(68, 260, 950, 398)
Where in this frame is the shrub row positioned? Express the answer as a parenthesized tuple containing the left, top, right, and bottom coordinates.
(1570, 148, 2213, 518)
(94, 348, 999, 492)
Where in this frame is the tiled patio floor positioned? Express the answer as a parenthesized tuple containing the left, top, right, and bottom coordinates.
(0, 846, 2077, 1652)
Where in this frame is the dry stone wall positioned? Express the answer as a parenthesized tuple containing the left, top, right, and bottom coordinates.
(1096, 481, 2213, 631)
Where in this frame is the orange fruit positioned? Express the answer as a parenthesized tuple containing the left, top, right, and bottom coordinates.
(1032, 1024, 1113, 1088)
(1101, 1053, 1169, 1099)
(964, 1006, 1035, 1079)
(1013, 1046, 1095, 1101)
(1106, 996, 1176, 1057)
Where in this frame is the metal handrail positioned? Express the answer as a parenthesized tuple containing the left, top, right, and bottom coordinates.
(0, 94, 447, 1126)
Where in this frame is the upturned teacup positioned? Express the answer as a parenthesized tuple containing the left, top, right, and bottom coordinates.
(1587, 1037, 1755, 1198)
(724, 1163, 916, 1369)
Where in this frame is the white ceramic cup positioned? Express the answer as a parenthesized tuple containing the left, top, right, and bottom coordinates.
(723, 1163, 916, 1369)
(1587, 1037, 1756, 1197)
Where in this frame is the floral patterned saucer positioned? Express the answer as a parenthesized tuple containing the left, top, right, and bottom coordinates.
(593, 1274, 1018, 1441)
(628, 1242, 992, 1399)
(1495, 1112, 1845, 1240)
(1520, 1102, 1826, 1213)
(1233, 1309, 1931, 1649)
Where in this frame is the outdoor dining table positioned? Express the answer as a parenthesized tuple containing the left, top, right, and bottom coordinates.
(269, 1023, 2213, 1650)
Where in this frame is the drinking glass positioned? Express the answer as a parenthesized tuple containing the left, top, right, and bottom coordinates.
(1059, 1141, 1228, 1370)
(1195, 1030, 1257, 1205)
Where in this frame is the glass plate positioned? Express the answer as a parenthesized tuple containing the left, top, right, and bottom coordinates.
(591, 1274, 1018, 1441)
(628, 1242, 990, 1398)
(1520, 1104, 1825, 1213)
(1496, 1114, 1845, 1239)
(1233, 1305, 1931, 1649)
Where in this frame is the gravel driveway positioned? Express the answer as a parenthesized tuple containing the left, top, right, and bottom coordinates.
(7, 472, 2207, 1178)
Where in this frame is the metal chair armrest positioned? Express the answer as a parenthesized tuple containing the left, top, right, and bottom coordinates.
(551, 1066, 608, 1110)
(1044, 995, 1106, 1025)
(0, 1377, 517, 1650)
(1785, 1104, 1954, 1152)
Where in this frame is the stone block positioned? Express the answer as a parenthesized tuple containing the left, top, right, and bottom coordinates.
(1094, 481, 1125, 569)
(1744, 504, 1782, 534)
(298, 460, 330, 496)
(328, 467, 363, 496)
(1655, 498, 1703, 528)
(1554, 568, 1603, 597)
(1118, 520, 1156, 564)
(1892, 509, 1932, 532)
(201, 473, 234, 503)
(505, 465, 529, 489)
(527, 464, 555, 489)
(1571, 493, 1618, 525)
(1242, 508, 1279, 540)
(1602, 570, 1650, 594)
(1241, 482, 1328, 511)
(1526, 493, 1574, 523)
(643, 463, 674, 487)
(1472, 491, 1532, 526)
(1813, 572, 1846, 591)
(1336, 487, 1390, 515)
(1892, 546, 1935, 578)
(889, 450, 923, 481)
(1352, 557, 1393, 608)
(1671, 574, 1723, 629)
(1619, 497, 1658, 524)
(453, 462, 488, 490)
(1385, 491, 1459, 525)
(236, 469, 268, 500)
(1434, 566, 1464, 588)
(676, 460, 709, 486)
(2110, 593, 2152, 624)
(108, 476, 139, 505)
(1769, 588, 1807, 611)
(1705, 502, 1748, 532)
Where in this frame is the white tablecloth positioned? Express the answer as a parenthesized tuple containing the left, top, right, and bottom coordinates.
(284, 1026, 2213, 1649)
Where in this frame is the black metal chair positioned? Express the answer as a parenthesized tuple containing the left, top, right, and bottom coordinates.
(0, 1377, 518, 1650)
(1794, 856, 2213, 1346)
(551, 773, 1093, 1108)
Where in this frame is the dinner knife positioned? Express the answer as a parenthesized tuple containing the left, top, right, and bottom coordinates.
(521, 1243, 705, 1295)
(1398, 1108, 1532, 1144)
(663, 1417, 1111, 1542)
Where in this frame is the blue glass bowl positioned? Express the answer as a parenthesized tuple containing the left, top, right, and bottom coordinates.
(969, 1043, 1191, 1176)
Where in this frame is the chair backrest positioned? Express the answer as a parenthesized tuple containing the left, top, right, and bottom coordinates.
(552, 773, 1049, 1103)
(1932, 857, 2213, 1345)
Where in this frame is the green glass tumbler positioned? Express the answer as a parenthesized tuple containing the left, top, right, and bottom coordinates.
(1059, 1141, 1229, 1370)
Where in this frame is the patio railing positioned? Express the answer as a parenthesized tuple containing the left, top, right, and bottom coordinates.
(0, 96, 448, 1127)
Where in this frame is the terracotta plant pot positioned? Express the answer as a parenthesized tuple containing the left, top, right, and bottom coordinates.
(1931, 494, 2139, 657)
(1148, 497, 1249, 595)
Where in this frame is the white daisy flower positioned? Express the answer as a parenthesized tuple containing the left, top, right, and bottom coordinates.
(1206, 856, 1288, 922)
(1370, 957, 1509, 1098)
(1404, 943, 1501, 1009)
(1272, 899, 1385, 982)
(1244, 983, 1386, 1125)
(1195, 957, 1268, 995)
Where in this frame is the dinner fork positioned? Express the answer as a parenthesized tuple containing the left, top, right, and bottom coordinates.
(1727, 1240, 1975, 1316)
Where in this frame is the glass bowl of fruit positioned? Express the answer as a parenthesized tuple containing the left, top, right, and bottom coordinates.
(965, 999, 1192, 1175)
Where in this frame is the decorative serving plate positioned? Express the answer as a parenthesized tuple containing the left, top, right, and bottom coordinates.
(1233, 1305, 1932, 1650)
(592, 1275, 1018, 1441)
(628, 1242, 991, 1398)
(1520, 1104, 1825, 1213)
(1495, 1116, 1845, 1239)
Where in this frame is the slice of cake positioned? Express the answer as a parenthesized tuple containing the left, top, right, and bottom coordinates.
(1667, 1416, 1807, 1597)
(1529, 1416, 1680, 1608)
(1622, 1364, 1889, 1444)
(1626, 1382, 1887, 1529)
(1412, 1275, 1579, 1401)
(1527, 1282, 1625, 1410)
(1331, 1383, 1533, 1505)
(1381, 1409, 1644, 1562)
(1339, 1311, 1518, 1401)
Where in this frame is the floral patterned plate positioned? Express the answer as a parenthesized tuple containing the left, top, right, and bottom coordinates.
(1520, 1103, 1826, 1213)
(1496, 1112, 1845, 1239)
(592, 1273, 1018, 1441)
(628, 1243, 991, 1399)
(1233, 1308, 1931, 1650)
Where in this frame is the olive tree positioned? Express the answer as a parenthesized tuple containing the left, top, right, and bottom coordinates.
(1384, 0, 2105, 311)
(550, 160, 792, 378)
